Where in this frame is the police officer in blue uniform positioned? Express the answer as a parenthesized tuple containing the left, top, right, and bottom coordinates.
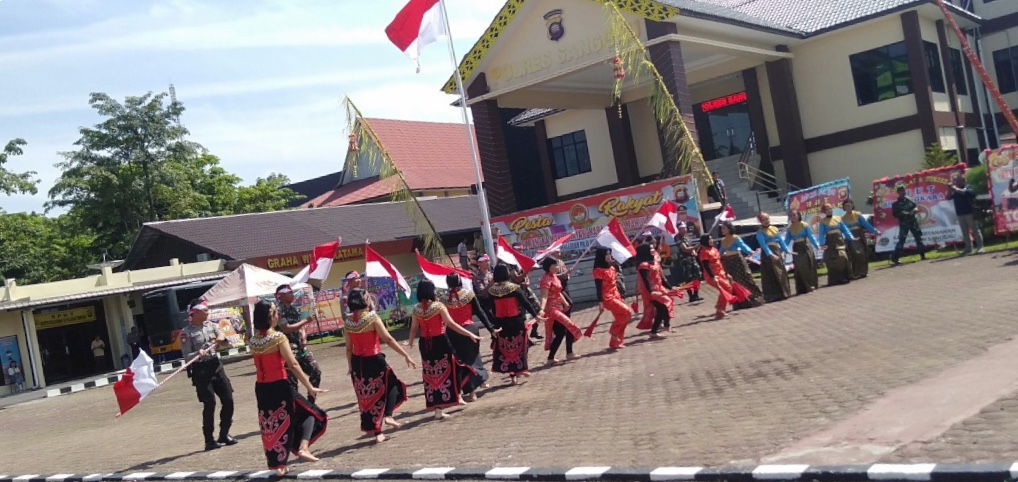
(178, 299, 237, 451)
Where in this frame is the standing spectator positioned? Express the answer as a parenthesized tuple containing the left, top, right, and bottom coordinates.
(891, 184, 927, 265)
(708, 172, 727, 205)
(90, 335, 106, 371)
(8, 360, 24, 392)
(458, 237, 471, 271)
(948, 175, 984, 255)
(472, 232, 484, 259)
(126, 326, 141, 358)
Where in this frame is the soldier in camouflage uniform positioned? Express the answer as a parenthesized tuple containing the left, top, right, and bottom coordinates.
(274, 284, 323, 403)
(891, 184, 927, 265)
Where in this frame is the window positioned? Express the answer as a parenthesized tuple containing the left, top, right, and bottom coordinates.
(949, 48, 969, 95)
(924, 41, 946, 94)
(850, 42, 912, 106)
(993, 47, 1018, 94)
(548, 131, 591, 179)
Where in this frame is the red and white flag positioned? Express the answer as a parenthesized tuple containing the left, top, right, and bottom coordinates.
(595, 217, 636, 264)
(385, 0, 445, 72)
(534, 233, 573, 262)
(496, 236, 536, 273)
(716, 204, 737, 223)
(416, 251, 472, 291)
(365, 246, 411, 297)
(291, 239, 341, 284)
(646, 201, 681, 237)
(113, 351, 158, 418)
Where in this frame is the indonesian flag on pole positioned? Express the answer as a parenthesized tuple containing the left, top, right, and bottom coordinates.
(534, 233, 573, 262)
(385, 0, 445, 73)
(646, 201, 681, 237)
(416, 251, 472, 291)
(596, 217, 637, 264)
(290, 239, 341, 284)
(114, 351, 158, 418)
(496, 236, 537, 273)
(716, 204, 737, 223)
(365, 245, 411, 297)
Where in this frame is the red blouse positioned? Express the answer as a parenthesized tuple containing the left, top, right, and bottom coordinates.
(445, 289, 474, 326)
(250, 331, 287, 383)
(540, 273, 565, 310)
(593, 267, 621, 302)
(638, 261, 666, 291)
(345, 311, 382, 356)
(489, 282, 521, 318)
(413, 302, 445, 338)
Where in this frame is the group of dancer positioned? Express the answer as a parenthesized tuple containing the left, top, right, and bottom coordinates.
(249, 200, 885, 473)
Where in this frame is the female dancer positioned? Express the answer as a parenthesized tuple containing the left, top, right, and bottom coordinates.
(696, 234, 738, 319)
(406, 280, 482, 419)
(539, 256, 583, 364)
(818, 203, 856, 286)
(489, 264, 541, 385)
(841, 198, 879, 279)
(755, 212, 792, 302)
(784, 210, 820, 295)
(443, 273, 496, 401)
(719, 221, 764, 309)
(674, 223, 703, 302)
(250, 301, 328, 475)
(345, 290, 417, 443)
(635, 243, 673, 339)
(593, 247, 634, 349)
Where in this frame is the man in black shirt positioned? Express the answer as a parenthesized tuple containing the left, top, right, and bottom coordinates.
(948, 176, 984, 255)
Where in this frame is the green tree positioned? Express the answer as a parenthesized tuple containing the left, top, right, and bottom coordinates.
(0, 138, 40, 195)
(0, 211, 96, 284)
(235, 173, 304, 214)
(923, 142, 959, 170)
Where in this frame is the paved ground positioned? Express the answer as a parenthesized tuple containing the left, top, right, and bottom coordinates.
(2, 250, 1018, 474)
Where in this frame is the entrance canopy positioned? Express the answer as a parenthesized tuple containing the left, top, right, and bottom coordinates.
(200, 264, 304, 308)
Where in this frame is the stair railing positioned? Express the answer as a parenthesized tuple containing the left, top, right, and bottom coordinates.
(736, 134, 802, 214)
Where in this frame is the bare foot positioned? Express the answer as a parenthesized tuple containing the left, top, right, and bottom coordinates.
(510, 376, 519, 385)
(545, 359, 559, 366)
(274, 468, 288, 477)
(375, 434, 387, 444)
(650, 333, 666, 340)
(566, 353, 580, 361)
(434, 411, 450, 420)
(520, 372, 531, 377)
(297, 450, 319, 463)
(465, 392, 477, 402)
(383, 417, 402, 430)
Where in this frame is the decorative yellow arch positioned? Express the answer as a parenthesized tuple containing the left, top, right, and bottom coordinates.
(441, 0, 679, 94)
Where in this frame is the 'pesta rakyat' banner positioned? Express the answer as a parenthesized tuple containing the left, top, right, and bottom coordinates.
(784, 178, 852, 236)
(985, 146, 1018, 235)
(490, 176, 700, 261)
(871, 165, 964, 253)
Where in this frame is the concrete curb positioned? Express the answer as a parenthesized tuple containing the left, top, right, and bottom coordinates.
(44, 347, 252, 398)
(2, 464, 1018, 481)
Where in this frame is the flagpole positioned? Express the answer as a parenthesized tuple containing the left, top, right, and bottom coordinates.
(438, 0, 496, 262)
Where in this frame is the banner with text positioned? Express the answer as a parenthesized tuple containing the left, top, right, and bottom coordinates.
(785, 178, 852, 234)
(985, 146, 1018, 235)
(208, 307, 247, 347)
(490, 176, 700, 261)
(871, 165, 964, 253)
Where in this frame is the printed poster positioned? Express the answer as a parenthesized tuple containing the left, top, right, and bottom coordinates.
(490, 176, 700, 261)
(208, 307, 247, 348)
(985, 146, 1018, 235)
(785, 178, 852, 261)
(308, 289, 344, 336)
(871, 165, 964, 253)
(0, 336, 23, 387)
(341, 276, 420, 327)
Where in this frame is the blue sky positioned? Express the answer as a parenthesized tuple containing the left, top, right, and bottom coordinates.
(0, 0, 502, 214)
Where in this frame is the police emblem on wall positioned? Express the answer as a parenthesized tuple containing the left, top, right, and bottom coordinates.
(544, 9, 564, 41)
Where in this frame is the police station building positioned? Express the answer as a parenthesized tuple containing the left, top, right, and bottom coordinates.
(451, 0, 1013, 217)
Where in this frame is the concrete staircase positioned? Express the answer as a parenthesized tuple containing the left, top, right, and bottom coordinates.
(706, 154, 786, 219)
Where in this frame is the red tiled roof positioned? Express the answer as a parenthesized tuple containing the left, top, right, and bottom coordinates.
(307, 118, 481, 208)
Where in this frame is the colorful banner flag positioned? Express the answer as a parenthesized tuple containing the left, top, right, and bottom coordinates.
(985, 146, 1018, 235)
(785, 178, 852, 235)
(207, 308, 247, 348)
(871, 165, 965, 253)
(490, 176, 699, 261)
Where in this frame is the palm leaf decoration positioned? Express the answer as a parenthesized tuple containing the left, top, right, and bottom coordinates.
(602, 1, 714, 191)
(342, 97, 451, 264)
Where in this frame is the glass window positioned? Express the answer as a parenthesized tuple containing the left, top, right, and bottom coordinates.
(924, 41, 946, 94)
(949, 48, 969, 95)
(993, 47, 1018, 94)
(548, 131, 592, 179)
(850, 42, 913, 106)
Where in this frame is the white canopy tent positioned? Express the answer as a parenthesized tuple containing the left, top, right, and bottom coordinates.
(199, 264, 308, 331)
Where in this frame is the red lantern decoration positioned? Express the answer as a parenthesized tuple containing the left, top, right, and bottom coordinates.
(348, 133, 359, 152)
(612, 56, 625, 80)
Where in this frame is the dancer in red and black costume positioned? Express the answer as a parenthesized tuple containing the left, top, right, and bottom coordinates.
(344, 290, 417, 444)
(488, 264, 541, 385)
(444, 273, 497, 401)
(406, 280, 482, 420)
(539, 256, 583, 364)
(635, 243, 674, 339)
(593, 247, 634, 350)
